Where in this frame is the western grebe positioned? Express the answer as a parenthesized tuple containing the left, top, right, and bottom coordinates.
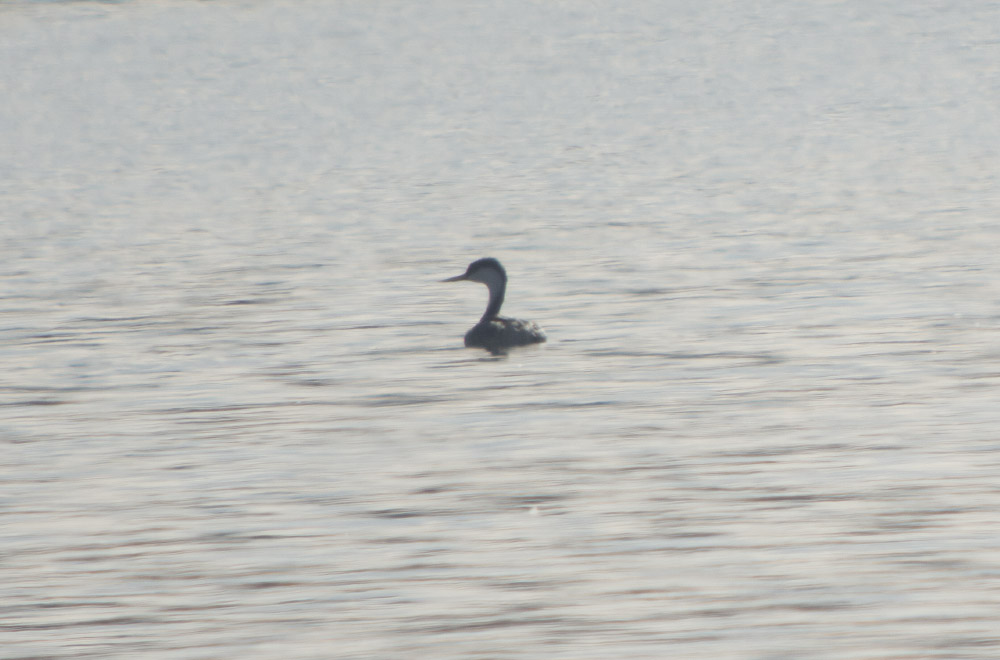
(442, 257, 547, 354)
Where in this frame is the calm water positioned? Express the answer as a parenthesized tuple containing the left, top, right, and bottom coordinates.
(3, 1, 1000, 658)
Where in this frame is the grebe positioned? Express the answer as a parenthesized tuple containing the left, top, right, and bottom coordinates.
(442, 257, 547, 354)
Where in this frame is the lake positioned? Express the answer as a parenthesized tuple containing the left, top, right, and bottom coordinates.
(3, 1, 1000, 658)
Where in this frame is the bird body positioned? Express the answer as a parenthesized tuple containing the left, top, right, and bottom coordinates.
(442, 257, 546, 354)
(464, 315, 546, 353)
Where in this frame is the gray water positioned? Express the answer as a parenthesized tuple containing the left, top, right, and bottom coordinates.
(3, 1, 1000, 658)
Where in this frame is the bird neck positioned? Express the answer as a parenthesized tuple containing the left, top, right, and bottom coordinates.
(480, 274, 506, 321)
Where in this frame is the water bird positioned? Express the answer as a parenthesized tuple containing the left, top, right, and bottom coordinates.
(442, 257, 547, 354)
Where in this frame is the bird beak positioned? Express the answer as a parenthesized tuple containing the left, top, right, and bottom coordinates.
(441, 273, 468, 282)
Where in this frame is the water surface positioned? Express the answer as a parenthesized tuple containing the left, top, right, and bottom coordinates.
(3, 1, 1000, 658)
